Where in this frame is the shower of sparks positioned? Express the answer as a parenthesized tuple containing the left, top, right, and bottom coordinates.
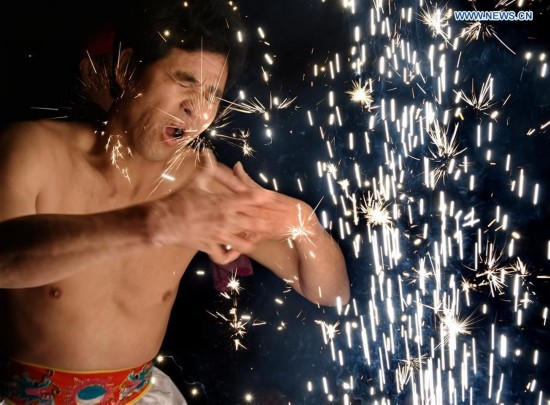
(150, 0, 550, 402)
(207, 290, 265, 351)
(246, 0, 550, 402)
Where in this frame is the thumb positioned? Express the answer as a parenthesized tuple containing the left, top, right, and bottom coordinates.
(233, 162, 260, 188)
(194, 149, 218, 190)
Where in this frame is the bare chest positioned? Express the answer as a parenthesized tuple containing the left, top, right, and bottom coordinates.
(34, 163, 194, 305)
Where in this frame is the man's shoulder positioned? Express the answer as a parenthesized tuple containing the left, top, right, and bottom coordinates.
(0, 119, 92, 159)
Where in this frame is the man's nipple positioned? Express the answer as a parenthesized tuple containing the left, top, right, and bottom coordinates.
(161, 290, 172, 302)
(49, 286, 63, 299)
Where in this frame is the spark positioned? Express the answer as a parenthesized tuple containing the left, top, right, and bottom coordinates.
(396, 355, 427, 389)
(409, 256, 434, 288)
(347, 79, 374, 110)
(227, 273, 243, 294)
(495, 0, 518, 9)
(359, 193, 393, 228)
(207, 307, 249, 351)
(457, 75, 496, 113)
(438, 307, 477, 343)
(460, 22, 497, 43)
(105, 134, 133, 184)
(459, 18, 515, 54)
(508, 257, 530, 278)
(315, 320, 340, 342)
(286, 203, 319, 245)
(419, 4, 451, 41)
(474, 242, 509, 296)
(461, 276, 479, 293)
(282, 275, 299, 293)
(277, 96, 298, 110)
(221, 96, 267, 115)
(219, 95, 296, 115)
(427, 120, 466, 184)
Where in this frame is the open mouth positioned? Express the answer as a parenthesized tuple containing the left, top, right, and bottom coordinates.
(165, 126, 186, 139)
(164, 126, 188, 145)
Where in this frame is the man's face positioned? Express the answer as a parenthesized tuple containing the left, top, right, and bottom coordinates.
(122, 48, 229, 162)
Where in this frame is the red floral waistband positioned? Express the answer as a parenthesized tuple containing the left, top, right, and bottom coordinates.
(0, 357, 153, 404)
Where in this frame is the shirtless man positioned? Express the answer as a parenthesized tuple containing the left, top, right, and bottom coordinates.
(0, 0, 350, 403)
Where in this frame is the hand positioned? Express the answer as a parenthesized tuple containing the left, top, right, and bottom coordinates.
(230, 162, 318, 244)
(148, 155, 272, 264)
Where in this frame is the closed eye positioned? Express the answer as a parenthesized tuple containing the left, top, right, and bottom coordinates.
(171, 72, 221, 104)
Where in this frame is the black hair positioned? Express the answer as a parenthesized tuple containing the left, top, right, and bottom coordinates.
(112, 0, 247, 96)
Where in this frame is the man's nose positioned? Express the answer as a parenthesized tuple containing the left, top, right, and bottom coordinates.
(181, 98, 215, 130)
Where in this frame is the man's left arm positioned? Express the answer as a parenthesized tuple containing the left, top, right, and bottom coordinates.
(232, 162, 350, 307)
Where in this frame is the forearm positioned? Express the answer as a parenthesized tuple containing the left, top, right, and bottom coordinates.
(0, 205, 152, 288)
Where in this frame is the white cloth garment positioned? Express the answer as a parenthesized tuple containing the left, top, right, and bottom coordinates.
(136, 367, 188, 405)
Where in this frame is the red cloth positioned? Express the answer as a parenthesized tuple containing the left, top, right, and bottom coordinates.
(0, 357, 152, 404)
(81, 23, 116, 58)
(211, 254, 254, 292)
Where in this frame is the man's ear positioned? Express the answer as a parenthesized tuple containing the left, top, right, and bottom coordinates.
(79, 58, 94, 86)
(114, 48, 134, 92)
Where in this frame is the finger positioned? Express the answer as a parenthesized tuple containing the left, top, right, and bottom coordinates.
(198, 148, 217, 170)
(211, 164, 249, 193)
(224, 213, 272, 239)
(207, 245, 242, 265)
(233, 162, 261, 189)
(216, 231, 258, 255)
(194, 150, 218, 190)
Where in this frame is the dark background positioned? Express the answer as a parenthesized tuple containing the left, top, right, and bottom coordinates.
(1, 1, 550, 404)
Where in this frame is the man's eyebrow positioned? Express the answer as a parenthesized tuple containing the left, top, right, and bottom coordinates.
(174, 71, 199, 84)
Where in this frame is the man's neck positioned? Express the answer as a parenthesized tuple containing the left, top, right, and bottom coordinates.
(93, 132, 189, 203)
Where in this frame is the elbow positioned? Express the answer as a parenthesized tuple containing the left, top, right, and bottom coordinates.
(301, 281, 351, 308)
(310, 292, 350, 308)
(324, 286, 351, 308)
(337, 287, 351, 307)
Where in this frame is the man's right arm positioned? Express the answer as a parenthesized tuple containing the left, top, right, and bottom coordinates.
(0, 122, 153, 288)
(0, 124, 269, 288)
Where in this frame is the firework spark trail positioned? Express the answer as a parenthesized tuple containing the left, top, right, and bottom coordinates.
(144, 0, 549, 401)
(277, 0, 550, 403)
